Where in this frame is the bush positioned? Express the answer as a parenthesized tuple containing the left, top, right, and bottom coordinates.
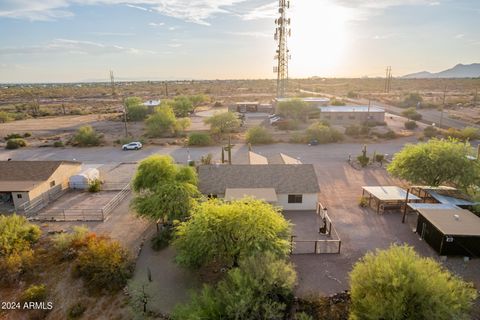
(21, 284, 47, 303)
(445, 127, 480, 141)
(5, 133, 22, 140)
(6, 138, 27, 149)
(23, 132, 32, 138)
(345, 125, 361, 137)
(357, 155, 369, 167)
(53, 140, 64, 148)
(423, 126, 438, 138)
(400, 93, 423, 108)
(188, 132, 213, 146)
(277, 119, 299, 131)
(67, 302, 87, 319)
(330, 99, 346, 106)
(0, 111, 14, 123)
(349, 245, 478, 320)
(145, 105, 177, 137)
(200, 153, 213, 165)
(402, 107, 422, 120)
(88, 179, 101, 193)
(73, 235, 134, 292)
(246, 126, 273, 144)
(72, 125, 102, 147)
(277, 99, 309, 121)
(151, 227, 173, 251)
(172, 254, 296, 320)
(52, 226, 89, 261)
(289, 132, 308, 144)
(359, 197, 369, 207)
(127, 104, 149, 121)
(374, 154, 385, 163)
(306, 122, 343, 144)
(347, 91, 358, 98)
(404, 120, 417, 130)
(204, 112, 241, 135)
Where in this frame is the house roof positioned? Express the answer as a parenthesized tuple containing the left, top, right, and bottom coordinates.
(417, 208, 480, 236)
(267, 153, 302, 165)
(199, 164, 320, 195)
(362, 186, 420, 201)
(225, 188, 278, 202)
(320, 106, 385, 113)
(0, 161, 80, 192)
(248, 151, 268, 165)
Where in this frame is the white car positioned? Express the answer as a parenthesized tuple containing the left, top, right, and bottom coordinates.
(122, 142, 142, 151)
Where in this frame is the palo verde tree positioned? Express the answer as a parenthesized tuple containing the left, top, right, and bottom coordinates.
(174, 198, 292, 269)
(204, 112, 241, 135)
(132, 155, 199, 223)
(277, 98, 310, 122)
(349, 245, 477, 320)
(124, 96, 148, 121)
(387, 138, 480, 190)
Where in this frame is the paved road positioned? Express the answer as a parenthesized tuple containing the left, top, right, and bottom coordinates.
(0, 138, 417, 164)
(299, 89, 478, 130)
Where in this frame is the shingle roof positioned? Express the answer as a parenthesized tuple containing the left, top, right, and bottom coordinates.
(198, 164, 320, 195)
(0, 161, 80, 191)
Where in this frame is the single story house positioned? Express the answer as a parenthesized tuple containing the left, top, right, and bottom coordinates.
(319, 105, 385, 125)
(415, 207, 480, 257)
(198, 164, 319, 210)
(0, 161, 81, 210)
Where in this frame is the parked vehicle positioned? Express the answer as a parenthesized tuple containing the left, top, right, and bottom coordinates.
(308, 139, 319, 146)
(122, 141, 142, 150)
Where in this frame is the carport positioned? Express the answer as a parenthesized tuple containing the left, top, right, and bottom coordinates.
(362, 186, 420, 214)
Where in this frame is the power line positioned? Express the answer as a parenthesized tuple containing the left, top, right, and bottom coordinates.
(274, 0, 291, 98)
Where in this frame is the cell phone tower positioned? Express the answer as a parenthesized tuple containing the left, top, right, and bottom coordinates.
(274, 0, 291, 98)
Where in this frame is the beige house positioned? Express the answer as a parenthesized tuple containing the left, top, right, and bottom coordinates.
(198, 164, 319, 211)
(0, 161, 81, 210)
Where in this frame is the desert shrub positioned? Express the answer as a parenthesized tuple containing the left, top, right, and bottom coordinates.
(72, 125, 102, 147)
(200, 153, 213, 165)
(374, 153, 385, 163)
(23, 132, 32, 138)
(21, 284, 47, 303)
(188, 132, 212, 146)
(0, 249, 35, 284)
(423, 126, 438, 138)
(373, 130, 396, 139)
(357, 155, 369, 167)
(277, 99, 309, 121)
(53, 140, 64, 147)
(277, 119, 299, 130)
(402, 107, 422, 120)
(127, 104, 149, 121)
(445, 127, 480, 141)
(347, 91, 358, 98)
(306, 122, 343, 144)
(88, 179, 101, 193)
(345, 125, 361, 137)
(69, 108, 85, 115)
(52, 226, 90, 260)
(67, 302, 87, 319)
(330, 99, 346, 106)
(400, 93, 423, 108)
(151, 227, 174, 251)
(404, 120, 417, 130)
(246, 126, 273, 144)
(204, 112, 241, 135)
(5, 133, 22, 140)
(73, 235, 134, 292)
(359, 197, 369, 207)
(290, 132, 308, 144)
(6, 138, 27, 149)
(0, 111, 14, 123)
(172, 254, 296, 320)
(172, 96, 194, 117)
(296, 293, 350, 320)
(349, 245, 478, 320)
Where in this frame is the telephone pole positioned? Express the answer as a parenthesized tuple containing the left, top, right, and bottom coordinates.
(384, 66, 392, 93)
(274, 0, 291, 98)
(109, 70, 116, 96)
(439, 85, 447, 128)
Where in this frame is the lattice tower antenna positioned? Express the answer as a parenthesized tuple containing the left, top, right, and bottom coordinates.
(274, 0, 291, 98)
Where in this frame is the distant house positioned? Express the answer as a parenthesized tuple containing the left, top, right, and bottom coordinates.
(143, 100, 161, 107)
(0, 161, 81, 210)
(198, 164, 319, 210)
(275, 97, 330, 107)
(229, 102, 273, 114)
(318, 105, 385, 125)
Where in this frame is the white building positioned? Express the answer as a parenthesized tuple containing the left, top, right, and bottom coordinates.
(198, 164, 319, 211)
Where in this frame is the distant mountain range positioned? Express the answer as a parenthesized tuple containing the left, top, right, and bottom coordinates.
(402, 63, 480, 79)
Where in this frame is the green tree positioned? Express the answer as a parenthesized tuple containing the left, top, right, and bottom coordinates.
(132, 155, 198, 223)
(72, 125, 102, 146)
(145, 105, 177, 137)
(277, 99, 309, 121)
(387, 138, 480, 189)
(349, 245, 477, 320)
(172, 253, 296, 320)
(401, 92, 423, 108)
(172, 96, 194, 117)
(126, 105, 148, 121)
(124, 96, 143, 108)
(189, 94, 208, 112)
(204, 112, 241, 135)
(188, 132, 213, 146)
(306, 122, 344, 143)
(246, 126, 273, 144)
(174, 199, 291, 268)
(402, 107, 422, 120)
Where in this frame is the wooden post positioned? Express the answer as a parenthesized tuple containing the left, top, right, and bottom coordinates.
(402, 188, 410, 223)
(314, 241, 318, 254)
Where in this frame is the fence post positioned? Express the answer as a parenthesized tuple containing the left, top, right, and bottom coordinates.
(314, 241, 318, 254)
(338, 241, 342, 254)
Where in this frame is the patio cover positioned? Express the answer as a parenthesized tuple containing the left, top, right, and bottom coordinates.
(362, 186, 420, 201)
(225, 188, 277, 202)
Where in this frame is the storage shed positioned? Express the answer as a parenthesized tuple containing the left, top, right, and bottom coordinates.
(415, 208, 480, 257)
(69, 168, 100, 189)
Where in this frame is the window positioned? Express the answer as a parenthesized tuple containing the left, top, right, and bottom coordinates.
(288, 194, 303, 203)
(17, 194, 23, 199)
(50, 180, 56, 187)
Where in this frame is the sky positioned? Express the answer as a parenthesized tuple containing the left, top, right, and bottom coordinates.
(0, 0, 479, 83)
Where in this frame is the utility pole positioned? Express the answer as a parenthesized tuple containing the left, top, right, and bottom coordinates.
(122, 99, 128, 137)
(274, 0, 291, 98)
(164, 81, 169, 98)
(384, 66, 392, 93)
(439, 85, 447, 128)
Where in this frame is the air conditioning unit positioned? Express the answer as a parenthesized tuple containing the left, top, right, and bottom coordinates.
(445, 236, 454, 243)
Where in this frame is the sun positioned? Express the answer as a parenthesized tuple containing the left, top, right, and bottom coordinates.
(288, 1, 350, 77)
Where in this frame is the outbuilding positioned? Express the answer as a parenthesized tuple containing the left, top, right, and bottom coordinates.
(319, 105, 385, 125)
(415, 207, 480, 256)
